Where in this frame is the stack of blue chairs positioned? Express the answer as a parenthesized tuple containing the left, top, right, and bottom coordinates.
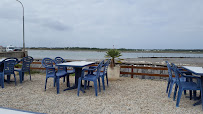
(41, 57, 75, 94)
(54, 57, 75, 87)
(77, 59, 111, 96)
(15, 56, 34, 83)
(166, 61, 201, 107)
(0, 58, 18, 88)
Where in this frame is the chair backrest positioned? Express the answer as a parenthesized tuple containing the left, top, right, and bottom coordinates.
(95, 60, 104, 77)
(171, 63, 182, 86)
(42, 58, 55, 76)
(5, 57, 19, 64)
(165, 61, 173, 80)
(3, 59, 16, 75)
(21, 56, 34, 72)
(103, 59, 111, 75)
(54, 57, 67, 72)
(54, 57, 66, 64)
(42, 58, 54, 68)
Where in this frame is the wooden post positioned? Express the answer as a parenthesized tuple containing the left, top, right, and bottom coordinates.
(131, 65, 133, 78)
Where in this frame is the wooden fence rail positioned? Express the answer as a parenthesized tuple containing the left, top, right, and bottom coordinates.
(30, 62, 170, 78)
(120, 65, 170, 78)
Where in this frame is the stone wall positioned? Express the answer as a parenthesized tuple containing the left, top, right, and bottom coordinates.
(0, 51, 28, 58)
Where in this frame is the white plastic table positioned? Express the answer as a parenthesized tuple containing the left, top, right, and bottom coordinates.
(56, 61, 95, 91)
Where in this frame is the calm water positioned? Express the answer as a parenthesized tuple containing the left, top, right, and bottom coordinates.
(28, 50, 203, 60)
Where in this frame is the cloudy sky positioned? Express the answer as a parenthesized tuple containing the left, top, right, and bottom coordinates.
(0, 0, 203, 49)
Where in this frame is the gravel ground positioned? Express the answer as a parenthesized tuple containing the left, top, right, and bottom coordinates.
(0, 74, 202, 114)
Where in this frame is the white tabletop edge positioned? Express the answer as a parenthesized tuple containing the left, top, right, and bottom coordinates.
(182, 66, 203, 74)
(56, 61, 95, 67)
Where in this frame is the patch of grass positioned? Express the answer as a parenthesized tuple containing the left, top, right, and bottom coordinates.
(24, 70, 41, 74)
(15, 64, 22, 68)
(70, 73, 75, 76)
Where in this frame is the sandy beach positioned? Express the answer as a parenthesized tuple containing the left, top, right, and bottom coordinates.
(0, 73, 202, 114)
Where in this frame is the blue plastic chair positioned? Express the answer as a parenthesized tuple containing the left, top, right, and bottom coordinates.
(42, 57, 67, 94)
(172, 64, 201, 107)
(171, 63, 201, 100)
(95, 59, 111, 90)
(165, 61, 174, 93)
(77, 60, 103, 96)
(54, 57, 75, 87)
(0, 59, 17, 88)
(15, 56, 33, 83)
(166, 62, 186, 98)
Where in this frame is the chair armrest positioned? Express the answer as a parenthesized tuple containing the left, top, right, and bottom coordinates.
(89, 66, 97, 69)
(45, 66, 55, 70)
(82, 68, 96, 71)
(182, 75, 200, 79)
(81, 68, 96, 76)
(178, 68, 192, 75)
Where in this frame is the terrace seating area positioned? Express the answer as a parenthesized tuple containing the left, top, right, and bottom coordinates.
(0, 57, 203, 113)
(0, 74, 202, 113)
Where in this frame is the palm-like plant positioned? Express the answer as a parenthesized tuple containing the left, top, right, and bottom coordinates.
(105, 49, 122, 67)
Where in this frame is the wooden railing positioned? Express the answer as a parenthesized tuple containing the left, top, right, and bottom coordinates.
(120, 65, 170, 78)
(30, 62, 170, 78)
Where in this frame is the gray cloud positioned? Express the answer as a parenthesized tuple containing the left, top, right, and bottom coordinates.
(0, 0, 203, 49)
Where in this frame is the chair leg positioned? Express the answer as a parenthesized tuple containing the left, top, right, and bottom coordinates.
(94, 80, 98, 96)
(1, 75, 4, 88)
(84, 80, 87, 90)
(13, 73, 17, 86)
(7, 75, 10, 83)
(102, 77, 105, 90)
(106, 74, 109, 86)
(166, 79, 170, 93)
(98, 78, 101, 92)
(0, 78, 1, 87)
(67, 75, 70, 87)
(184, 90, 186, 95)
(45, 78, 48, 91)
(173, 84, 178, 101)
(63, 76, 65, 83)
(19, 72, 23, 83)
(77, 78, 82, 96)
(22, 72, 24, 81)
(168, 81, 174, 98)
(54, 78, 56, 87)
(29, 71, 31, 81)
(189, 90, 192, 100)
(176, 89, 183, 107)
(56, 77, 60, 94)
(193, 90, 197, 100)
(87, 81, 90, 89)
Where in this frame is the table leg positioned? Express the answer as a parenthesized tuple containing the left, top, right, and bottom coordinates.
(56, 76, 60, 94)
(64, 68, 82, 91)
(7, 75, 10, 83)
(193, 77, 203, 108)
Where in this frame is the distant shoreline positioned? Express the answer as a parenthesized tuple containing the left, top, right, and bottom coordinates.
(27, 48, 203, 54)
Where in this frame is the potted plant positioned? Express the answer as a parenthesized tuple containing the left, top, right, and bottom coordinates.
(105, 49, 122, 67)
(105, 49, 122, 80)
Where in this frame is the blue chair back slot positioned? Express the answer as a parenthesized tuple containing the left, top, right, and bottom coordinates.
(42, 58, 55, 76)
(3, 60, 16, 75)
(54, 57, 66, 64)
(21, 56, 34, 72)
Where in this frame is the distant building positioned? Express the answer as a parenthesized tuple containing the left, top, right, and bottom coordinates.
(0, 46, 6, 52)
(0, 46, 3, 52)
